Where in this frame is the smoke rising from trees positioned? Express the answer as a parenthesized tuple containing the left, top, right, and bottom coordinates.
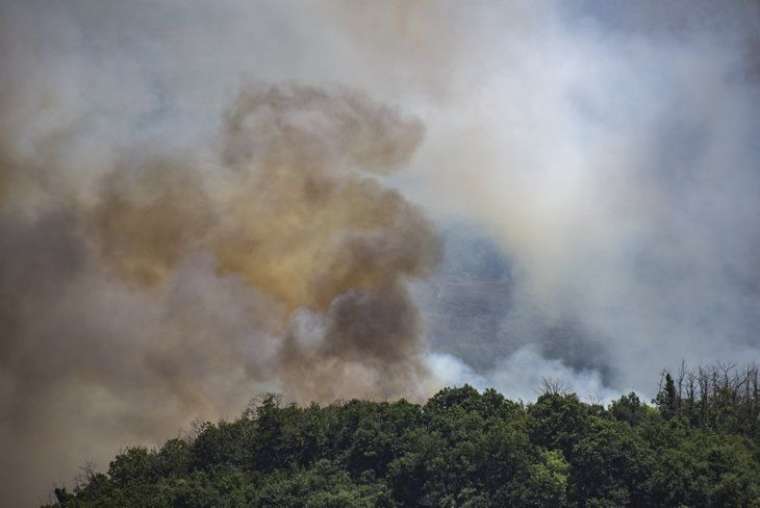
(2, 1, 760, 505)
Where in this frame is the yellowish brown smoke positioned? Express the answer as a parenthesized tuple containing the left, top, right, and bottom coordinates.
(0, 82, 439, 505)
(84, 84, 439, 402)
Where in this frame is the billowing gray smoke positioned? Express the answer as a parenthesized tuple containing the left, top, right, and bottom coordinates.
(0, 2, 445, 498)
(3, 1, 760, 505)
(0, 81, 440, 505)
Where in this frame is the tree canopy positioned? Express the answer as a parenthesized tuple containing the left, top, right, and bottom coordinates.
(46, 365, 760, 507)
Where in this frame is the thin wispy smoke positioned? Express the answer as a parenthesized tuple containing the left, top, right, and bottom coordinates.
(416, 1, 760, 400)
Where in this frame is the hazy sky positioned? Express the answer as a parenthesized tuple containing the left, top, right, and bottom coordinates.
(2, 1, 760, 505)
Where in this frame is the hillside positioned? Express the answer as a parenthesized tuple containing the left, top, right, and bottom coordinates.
(47, 367, 760, 507)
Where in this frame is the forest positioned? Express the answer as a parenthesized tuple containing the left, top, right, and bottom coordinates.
(46, 365, 760, 507)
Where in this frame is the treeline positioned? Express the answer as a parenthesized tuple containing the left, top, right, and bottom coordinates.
(655, 363, 760, 437)
(47, 366, 760, 507)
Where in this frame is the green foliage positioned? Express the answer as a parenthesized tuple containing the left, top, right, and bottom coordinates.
(45, 376, 760, 508)
(528, 392, 590, 456)
(656, 373, 679, 420)
(609, 392, 647, 427)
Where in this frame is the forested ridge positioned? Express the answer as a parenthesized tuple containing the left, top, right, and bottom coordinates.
(47, 366, 760, 507)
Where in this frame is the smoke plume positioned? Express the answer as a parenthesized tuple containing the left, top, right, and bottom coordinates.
(4, 1, 760, 505)
(1, 72, 437, 507)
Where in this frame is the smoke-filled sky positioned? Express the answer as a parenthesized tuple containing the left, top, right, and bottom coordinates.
(2, 1, 760, 505)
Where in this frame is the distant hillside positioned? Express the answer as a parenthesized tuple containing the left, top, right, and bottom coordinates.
(47, 366, 760, 507)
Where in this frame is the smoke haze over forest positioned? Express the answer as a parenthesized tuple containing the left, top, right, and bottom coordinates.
(2, 1, 760, 505)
